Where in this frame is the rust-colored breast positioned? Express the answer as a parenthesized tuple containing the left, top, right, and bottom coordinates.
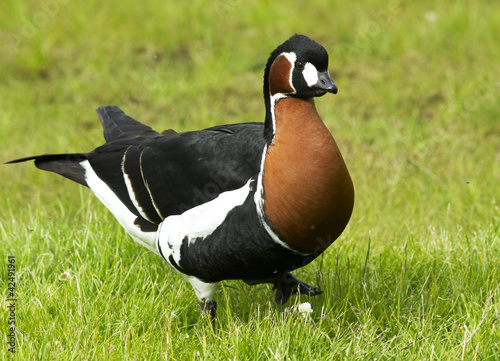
(263, 98, 354, 254)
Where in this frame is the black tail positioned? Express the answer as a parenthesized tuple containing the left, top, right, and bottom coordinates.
(4, 153, 88, 187)
(96, 106, 159, 142)
(5, 106, 161, 187)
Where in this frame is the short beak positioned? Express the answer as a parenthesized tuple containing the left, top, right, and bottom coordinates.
(313, 71, 338, 94)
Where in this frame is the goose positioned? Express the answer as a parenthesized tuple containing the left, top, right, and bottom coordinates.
(6, 34, 354, 320)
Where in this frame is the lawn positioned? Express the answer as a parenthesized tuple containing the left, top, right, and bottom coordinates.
(1, 0, 499, 359)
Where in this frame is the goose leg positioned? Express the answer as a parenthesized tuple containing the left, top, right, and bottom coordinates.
(199, 300, 217, 320)
(185, 276, 218, 321)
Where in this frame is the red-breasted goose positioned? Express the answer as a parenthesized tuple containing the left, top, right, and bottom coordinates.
(6, 34, 354, 320)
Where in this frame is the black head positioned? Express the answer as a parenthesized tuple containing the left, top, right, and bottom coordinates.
(264, 34, 337, 100)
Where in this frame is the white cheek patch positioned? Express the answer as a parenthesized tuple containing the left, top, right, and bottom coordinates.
(303, 62, 319, 87)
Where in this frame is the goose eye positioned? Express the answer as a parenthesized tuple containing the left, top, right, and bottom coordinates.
(296, 61, 305, 70)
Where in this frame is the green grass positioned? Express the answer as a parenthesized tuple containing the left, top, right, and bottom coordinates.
(1, 0, 499, 359)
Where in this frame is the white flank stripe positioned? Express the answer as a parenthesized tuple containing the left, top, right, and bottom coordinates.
(123, 172, 155, 223)
(122, 154, 156, 223)
(80, 160, 158, 254)
(157, 179, 253, 265)
(140, 148, 164, 219)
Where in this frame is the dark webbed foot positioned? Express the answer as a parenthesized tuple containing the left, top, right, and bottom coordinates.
(243, 272, 323, 305)
(273, 272, 323, 305)
(199, 300, 217, 324)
